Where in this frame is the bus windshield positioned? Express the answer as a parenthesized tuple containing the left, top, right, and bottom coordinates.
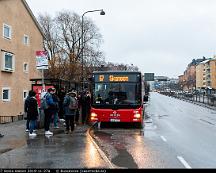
(93, 82, 141, 108)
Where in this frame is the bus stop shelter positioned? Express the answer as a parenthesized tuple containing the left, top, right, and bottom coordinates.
(30, 78, 75, 128)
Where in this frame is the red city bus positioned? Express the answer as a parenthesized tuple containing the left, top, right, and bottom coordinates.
(90, 71, 144, 128)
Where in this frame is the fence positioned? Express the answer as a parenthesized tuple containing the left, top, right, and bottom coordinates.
(0, 114, 24, 124)
(160, 91, 216, 107)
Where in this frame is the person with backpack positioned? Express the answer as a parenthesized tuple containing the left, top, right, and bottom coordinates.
(52, 88, 60, 128)
(25, 90, 39, 137)
(63, 90, 78, 133)
(42, 88, 56, 136)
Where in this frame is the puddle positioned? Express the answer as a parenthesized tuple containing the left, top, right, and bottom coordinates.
(93, 130, 138, 168)
(111, 148, 138, 168)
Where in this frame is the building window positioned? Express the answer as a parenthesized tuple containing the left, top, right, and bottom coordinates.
(2, 88, 11, 102)
(23, 90, 28, 100)
(3, 23, 12, 39)
(2, 52, 15, 72)
(23, 35, 29, 45)
(23, 62, 28, 73)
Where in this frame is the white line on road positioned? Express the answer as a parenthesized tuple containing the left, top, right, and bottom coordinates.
(160, 136, 167, 142)
(177, 156, 192, 169)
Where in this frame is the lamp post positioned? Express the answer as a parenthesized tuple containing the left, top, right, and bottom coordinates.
(81, 9, 105, 90)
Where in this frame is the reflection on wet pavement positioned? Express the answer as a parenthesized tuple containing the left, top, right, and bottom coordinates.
(92, 121, 181, 168)
(0, 126, 108, 168)
(92, 123, 141, 168)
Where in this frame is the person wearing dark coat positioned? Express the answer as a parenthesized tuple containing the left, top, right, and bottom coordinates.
(25, 92, 38, 132)
(75, 93, 81, 125)
(85, 91, 91, 123)
(25, 90, 39, 137)
(52, 88, 60, 128)
(80, 91, 91, 124)
(24, 95, 31, 132)
(63, 91, 77, 133)
(58, 88, 66, 120)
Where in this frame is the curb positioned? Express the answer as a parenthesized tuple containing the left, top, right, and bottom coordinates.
(87, 126, 115, 169)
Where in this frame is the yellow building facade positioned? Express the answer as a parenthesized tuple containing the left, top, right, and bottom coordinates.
(0, 0, 43, 121)
(196, 59, 216, 90)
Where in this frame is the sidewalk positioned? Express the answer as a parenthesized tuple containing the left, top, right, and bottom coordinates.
(0, 120, 26, 154)
(0, 120, 108, 168)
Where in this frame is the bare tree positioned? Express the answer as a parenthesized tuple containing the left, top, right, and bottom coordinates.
(38, 11, 104, 82)
(103, 62, 139, 72)
(38, 11, 139, 84)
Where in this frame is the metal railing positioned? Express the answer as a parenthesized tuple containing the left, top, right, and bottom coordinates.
(160, 91, 216, 107)
(0, 114, 24, 124)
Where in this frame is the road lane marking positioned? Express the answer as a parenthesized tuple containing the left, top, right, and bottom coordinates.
(160, 136, 167, 142)
(177, 156, 192, 169)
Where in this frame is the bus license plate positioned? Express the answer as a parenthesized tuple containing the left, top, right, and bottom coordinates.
(110, 119, 120, 122)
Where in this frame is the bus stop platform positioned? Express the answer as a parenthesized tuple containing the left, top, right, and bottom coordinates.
(0, 120, 108, 168)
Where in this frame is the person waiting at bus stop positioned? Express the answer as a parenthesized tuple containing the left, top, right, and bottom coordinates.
(63, 90, 78, 133)
(43, 88, 56, 136)
(25, 90, 39, 137)
(80, 90, 91, 124)
(52, 88, 60, 128)
(58, 88, 66, 121)
(25, 91, 38, 132)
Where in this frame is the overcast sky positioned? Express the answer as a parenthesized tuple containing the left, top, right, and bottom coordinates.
(26, 0, 216, 78)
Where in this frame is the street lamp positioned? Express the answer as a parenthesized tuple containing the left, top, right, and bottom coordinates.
(81, 9, 105, 90)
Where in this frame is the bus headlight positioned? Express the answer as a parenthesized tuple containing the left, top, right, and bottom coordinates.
(91, 113, 98, 121)
(134, 113, 141, 119)
(91, 113, 97, 117)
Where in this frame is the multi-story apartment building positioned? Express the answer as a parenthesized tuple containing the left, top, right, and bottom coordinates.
(202, 59, 216, 89)
(179, 64, 196, 91)
(0, 0, 43, 121)
(179, 58, 206, 91)
(196, 61, 206, 90)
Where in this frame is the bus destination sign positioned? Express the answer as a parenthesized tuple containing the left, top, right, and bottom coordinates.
(95, 74, 139, 82)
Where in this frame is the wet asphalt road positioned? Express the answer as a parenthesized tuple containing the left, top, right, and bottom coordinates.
(0, 124, 108, 168)
(148, 92, 216, 168)
(92, 92, 216, 168)
(2, 92, 216, 168)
